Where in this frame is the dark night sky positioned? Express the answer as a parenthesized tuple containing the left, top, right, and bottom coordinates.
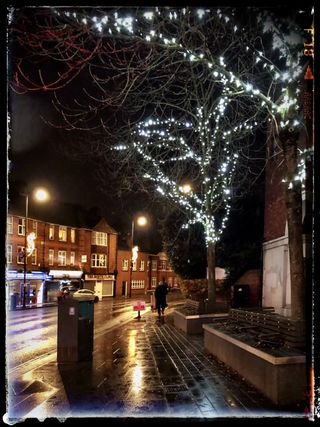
(8, 90, 163, 253)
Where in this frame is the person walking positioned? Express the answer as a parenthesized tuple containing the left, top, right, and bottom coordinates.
(155, 277, 169, 318)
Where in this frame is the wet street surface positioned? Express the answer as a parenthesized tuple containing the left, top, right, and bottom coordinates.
(5, 297, 306, 423)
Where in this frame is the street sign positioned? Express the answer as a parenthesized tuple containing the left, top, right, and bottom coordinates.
(133, 301, 146, 311)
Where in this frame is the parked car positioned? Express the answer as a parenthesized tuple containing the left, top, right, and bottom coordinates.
(60, 285, 78, 295)
(72, 289, 99, 303)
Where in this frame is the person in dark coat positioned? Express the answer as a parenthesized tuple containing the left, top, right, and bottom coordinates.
(155, 277, 169, 317)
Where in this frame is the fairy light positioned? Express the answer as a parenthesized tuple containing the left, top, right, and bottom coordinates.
(40, 6, 306, 241)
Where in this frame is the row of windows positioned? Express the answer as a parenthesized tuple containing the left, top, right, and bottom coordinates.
(121, 259, 172, 272)
(7, 217, 108, 247)
(7, 245, 107, 269)
(131, 280, 145, 289)
(121, 259, 145, 271)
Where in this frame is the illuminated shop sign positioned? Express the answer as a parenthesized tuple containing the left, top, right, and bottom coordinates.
(49, 270, 83, 279)
(7, 270, 52, 281)
(85, 274, 115, 280)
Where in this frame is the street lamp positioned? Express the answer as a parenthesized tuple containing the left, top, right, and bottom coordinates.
(179, 183, 192, 194)
(129, 215, 148, 298)
(22, 187, 50, 308)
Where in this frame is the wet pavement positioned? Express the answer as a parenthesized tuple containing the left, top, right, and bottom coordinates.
(4, 297, 307, 423)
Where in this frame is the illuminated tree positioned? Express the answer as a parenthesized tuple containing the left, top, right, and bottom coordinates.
(10, 6, 313, 317)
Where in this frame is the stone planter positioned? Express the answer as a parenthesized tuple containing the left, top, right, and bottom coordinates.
(173, 309, 228, 334)
(203, 323, 306, 406)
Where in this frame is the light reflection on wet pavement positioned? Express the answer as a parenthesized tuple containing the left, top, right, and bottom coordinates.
(6, 298, 305, 422)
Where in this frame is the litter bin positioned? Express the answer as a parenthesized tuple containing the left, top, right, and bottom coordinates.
(57, 298, 94, 363)
(10, 294, 17, 311)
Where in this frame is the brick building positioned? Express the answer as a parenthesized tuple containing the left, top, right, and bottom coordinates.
(116, 249, 179, 297)
(6, 207, 180, 307)
(262, 66, 313, 316)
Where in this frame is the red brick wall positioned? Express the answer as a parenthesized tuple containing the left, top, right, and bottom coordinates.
(108, 233, 118, 274)
(263, 146, 287, 242)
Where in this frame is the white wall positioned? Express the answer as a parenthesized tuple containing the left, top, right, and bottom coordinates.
(262, 236, 291, 317)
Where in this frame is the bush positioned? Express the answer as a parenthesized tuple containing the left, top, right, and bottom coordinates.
(180, 278, 229, 302)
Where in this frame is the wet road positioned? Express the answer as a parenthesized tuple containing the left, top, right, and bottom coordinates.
(6, 298, 142, 372)
(5, 297, 305, 423)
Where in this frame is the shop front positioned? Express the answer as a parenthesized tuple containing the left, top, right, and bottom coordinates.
(6, 270, 53, 308)
(45, 270, 84, 303)
(84, 274, 115, 298)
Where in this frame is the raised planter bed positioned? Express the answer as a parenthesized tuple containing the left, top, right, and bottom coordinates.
(173, 300, 228, 334)
(203, 319, 307, 406)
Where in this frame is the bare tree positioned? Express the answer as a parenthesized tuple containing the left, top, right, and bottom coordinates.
(9, 6, 313, 318)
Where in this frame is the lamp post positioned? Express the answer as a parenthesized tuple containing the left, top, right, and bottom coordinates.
(22, 187, 50, 308)
(129, 215, 147, 298)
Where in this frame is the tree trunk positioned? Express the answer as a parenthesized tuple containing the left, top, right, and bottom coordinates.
(207, 241, 216, 312)
(283, 137, 305, 321)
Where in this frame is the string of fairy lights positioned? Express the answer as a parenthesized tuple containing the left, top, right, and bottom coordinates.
(52, 6, 310, 243)
(53, 7, 303, 122)
(113, 102, 240, 244)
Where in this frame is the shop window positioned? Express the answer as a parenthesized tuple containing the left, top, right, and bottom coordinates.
(7, 216, 13, 234)
(58, 250, 67, 266)
(58, 226, 67, 242)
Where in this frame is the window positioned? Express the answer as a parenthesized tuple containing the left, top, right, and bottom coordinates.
(70, 228, 76, 243)
(131, 280, 144, 289)
(59, 226, 67, 242)
(81, 255, 87, 263)
(49, 249, 54, 266)
(132, 260, 137, 271)
(70, 251, 75, 266)
(151, 277, 157, 288)
(91, 253, 107, 268)
(7, 216, 13, 234)
(7, 245, 12, 263)
(122, 259, 129, 271)
(152, 260, 157, 271)
(139, 260, 145, 271)
(31, 248, 37, 265)
(58, 250, 67, 266)
(91, 231, 108, 246)
(32, 221, 37, 237)
(49, 224, 55, 240)
(17, 246, 25, 264)
(18, 218, 26, 236)
(159, 260, 166, 270)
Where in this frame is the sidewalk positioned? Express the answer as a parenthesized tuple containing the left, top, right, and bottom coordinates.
(6, 301, 306, 423)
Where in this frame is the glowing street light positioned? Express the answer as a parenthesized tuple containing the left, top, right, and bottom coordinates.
(129, 215, 148, 298)
(22, 187, 50, 308)
(179, 183, 192, 194)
